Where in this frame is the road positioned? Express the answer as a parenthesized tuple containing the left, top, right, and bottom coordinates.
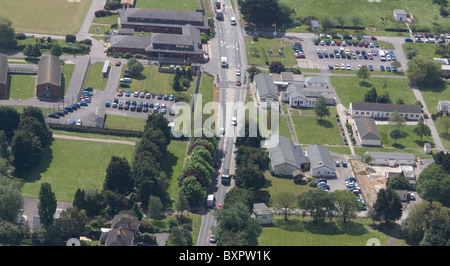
(196, 0, 248, 246)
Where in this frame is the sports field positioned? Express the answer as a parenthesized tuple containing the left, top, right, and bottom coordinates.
(281, 0, 448, 31)
(0, 0, 92, 35)
(135, 0, 200, 11)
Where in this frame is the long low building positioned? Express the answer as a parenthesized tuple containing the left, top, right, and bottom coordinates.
(364, 151, 416, 166)
(354, 117, 382, 146)
(0, 53, 7, 98)
(265, 135, 310, 176)
(306, 144, 336, 178)
(349, 102, 422, 121)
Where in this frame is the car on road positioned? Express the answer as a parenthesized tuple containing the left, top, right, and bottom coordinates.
(335, 161, 340, 167)
(169, 94, 174, 101)
(79, 101, 88, 106)
(115, 61, 121, 66)
(118, 103, 124, 109)
(380, 65, 385, 71)
(410, 193, 415, 200)
(236, 80, 241, 86)
(342, 161, 347, 167)
(341, 63, 345, 70)
(125, 90, 131, 97)
(117, 89, 123, 97)
(346, 64, 351, 70)
(217, 203, 223, 209)
(369, 65, 373, 71)
(236, 69, 241, 76)
(209, 232, 217, 244)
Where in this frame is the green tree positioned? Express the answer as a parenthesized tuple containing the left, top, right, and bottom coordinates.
(270, 192, 297, 221)
(104, 156, 134, 195)
(390, 129, 406, 144)
(55, 207, 87, 239)
(332, 190, 361, 223)
(167, 226, 190, 246)
(50, 43, 62, 57)
(0, 16, 17, 49)
(127, 58, 144, 76)
(234, 164, 266, 190)
(32, 44, 42, 58)
(417, 163, 450, 205)
(297, 189, 334, 222)
(240, 0, 290, 25)
(0, 106, 20, 141)
(413, 120, 432, 143)
(386, 172, 410, 190)
(357, 65, 370, 83)
(351, 15, 363, 29)
(175, 189, 190, 217)
(38, 182, 57, 228)
(0, 131, 8, 158)
(407, 55, 443, 86)
(65, 34, 76, 43)
(364, 87, 378, 103)
(373, 187, 402, 224)
(23, 44, 34, 58)
(389, 110, 406, 131)
(314, 95, 330, 121)
(0, 176, 23, 222)
(376, 92, 390, 103)
(147, 195, 163, 219)
(11, 130, 43, 172)
(335, 16, 345, 31)
(18, 116, 53, 147)
(181, 176, 205, 207)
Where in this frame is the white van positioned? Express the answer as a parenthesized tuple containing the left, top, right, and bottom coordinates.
(230, 17, 236, 25)
(231, 117, 237, 126)
(221, 57, 228, 68)
(120, 78, 132, 83)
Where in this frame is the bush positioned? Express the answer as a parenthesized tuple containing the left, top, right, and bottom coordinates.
(15, 33, 26, 40)
(65, 34, 76, 43)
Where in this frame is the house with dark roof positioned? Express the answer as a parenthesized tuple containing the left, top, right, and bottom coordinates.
(0, 53, 8, 98)
(36, 54, 61, 100)
(100, 214, 140, 246)
(305, 144, 336, 177)
(354, 117, 382, 146)
(254, 73, 278, 108)
(119, 8, 209, 34)
(349, 102, 422, 121)
(364, 151, 415, 167)
(281, 83, 335, 108)
(265, 134, 310, 176)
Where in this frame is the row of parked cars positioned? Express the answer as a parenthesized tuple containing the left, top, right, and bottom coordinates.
(316, 38, 379, 49)
(48, 87, 94, 119)
(344, 177, 366, 211)
(107, 98, 172, 115)
(292, 41, 305, 58)
(329, 63, 397, 72)
(405, 32, 450, 43)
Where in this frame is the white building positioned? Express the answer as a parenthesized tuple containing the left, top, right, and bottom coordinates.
(254, 73, 278, 108)
(349, 102, 422, 121)
(252, 203, 273, 225)
(306, 144, 336, 177)
(354, 117, 382, 146)
(394, 9, 407, 22)
(364, 151, 415, 167)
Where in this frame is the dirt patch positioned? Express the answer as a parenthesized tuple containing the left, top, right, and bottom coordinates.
(350, 158, 386, 210)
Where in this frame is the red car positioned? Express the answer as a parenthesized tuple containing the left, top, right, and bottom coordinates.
(115, 61, 121, 66)
(217, 203, 223, 209)
(236, 80, 241, 86)
(117, 89, 123, 96)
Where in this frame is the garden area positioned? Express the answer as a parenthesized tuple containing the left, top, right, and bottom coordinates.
(246, 37, 298, 67)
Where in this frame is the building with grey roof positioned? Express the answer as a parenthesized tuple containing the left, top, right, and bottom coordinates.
(36, 54, 61, 100)
(305, 76, 328, 87)
(354, 117, 382, 146)
(281, 83, 335, 108)
(394, 9, 407, 22)
(100, 214, 140, 246)
(252, 203, 272, 225)
(349, 102, 422, 121)
(364, 151, 416, 167)
(119, 8, 209, 34)
(438, 101, 450, 112)
(306, 144, 336, 177)
(254, 73, 278, 108)
(265, 134, 310, 176)
(0, 53, 8, 98)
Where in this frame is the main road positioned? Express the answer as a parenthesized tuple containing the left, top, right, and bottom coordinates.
(196, 0, 248, 246)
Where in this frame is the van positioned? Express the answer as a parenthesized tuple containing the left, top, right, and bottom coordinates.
(221, 57, 228, 68)
(120, 78, 132, 83)
(231, 117, 237, 126)
(230, 17, 236, 25)
(170, 108, 175, 116)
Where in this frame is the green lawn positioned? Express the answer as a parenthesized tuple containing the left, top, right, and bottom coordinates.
(353, 146, 434, 159)
(104, 114, 146, 132)
(8, 75, 36, 100)
(135, 0, 200, 11)
(258, 215, 391, 246)
(0, 0, 92, 35)
(84, 62, 109, 90)
(165, 140, 188, 210)
(89, 24, 113, 35)
(402, 42, 440, 58)
(246, 37, 298, 67)
(61, 62, 75, 95)
(119, 64, 194, 104)
(431, 116, 450, 150)
(280, 0, 447, 33)
(19, 138, 136, 202)
(377, 124, 435, 149)
(291, 108, 343, 145)
(329, 76, 417, 108)
(92, 14, 119, 25)
(419, 82, 450, 116)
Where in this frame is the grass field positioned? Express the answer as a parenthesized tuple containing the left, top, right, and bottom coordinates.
(0, 0, 92, 35)
(61, 62, 76, 95)
(119, 64, 195, 104)
(280, 0, 448, 32)
(435, 116, 450, 150)
(377, 124, 435, 149)
(165, 140, 188, 210)
(104, 114, 146, 131)
(258, 215, 392, 246)
(329, 76, 417, 108)
(291, 107, 343, 145)
(8, 75, 36, 100)
(246, 37, 298, 67)
(19, 138, 136, 202)
(84, 62, 109, 90)
(135, 0, 200, 11)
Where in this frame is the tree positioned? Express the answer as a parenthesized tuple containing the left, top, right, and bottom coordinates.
(373, 187, 402, 224)
(351, 15, 363, 29)
(175, 189, 190, 217)
(439, 115, 450, 134)
(297, 190, 334, 222)
(406, 49, 418, 60)
(364, 87, 378, 103)
(167, 226, 190, 246)
(413, 120, 431, 143)
(407, 55, 443, 86)
(246, 65, 262, 82)
(314, 95, 330, 121)
(127, 58, 144, 77)
(0, 131, 8, 158)
(376, 92, 390, 103)
(55, 207, 87, 239)
(18, 116, 53, 147)
(11, 130, 43, 172)
(181, 176, 205, 207)
(239, 0, 291, 26)
(389, 110, 406, 131)
(332, 190, 360, 223)
(213, 202, 262, 246)
(65, 34, 76, 43)
(32, 44, 42, 58)
(270, 192, 297, 221)
(104, 156, 134, 195)
(356, 66, 370, 83)
(147, 195, 163, 219)
(23, 44, 34, 58)
(391, 60, 402, 69)
(435, 44, 450, 58)
(0, 16, 17, 49)
(390, 129, 406, 144)
(38, 182, 57, 228)
(234, 164, 266, 190)
(50, 43, 62, 57)
(386, 173, 410, 190)
(269, 61, 286, 74)
(417, 163, 450, 205)
(335, 16, 345, 31)
(0, 176, 23, 222)
(0, 106, 20, 141)
(363, 153, 373, 173)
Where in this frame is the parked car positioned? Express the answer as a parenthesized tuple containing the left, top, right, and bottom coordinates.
(120, 82, 130, 88)
(76, 119, 82, 126)
(342, 161, 347, 167)
(48, 112, 60, 119)
(105, 101, 110, 107)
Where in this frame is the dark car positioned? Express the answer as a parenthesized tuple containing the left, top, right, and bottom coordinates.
(120, 82, 130, 88)
(48, 112, 60, 119)
(157, 93, 163, 100)
(105, 102, 110, 107)
(118, 103, 124, 109)
(84, 86, 93, 91)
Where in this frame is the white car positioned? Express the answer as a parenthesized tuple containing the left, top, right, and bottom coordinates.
(341, 63, 346, 70)
(76, 119, 82, 126)
(410, 193, 416, 200)
(236, 69, 241, 76)
(346, 64, 351, 70)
